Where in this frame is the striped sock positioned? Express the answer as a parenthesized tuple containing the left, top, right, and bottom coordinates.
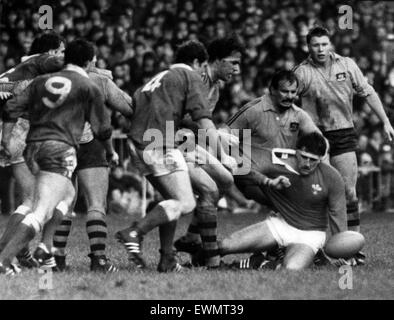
(86, 213, 107, 257)
(196, 204, 220, 267)
(53, 217, 72, 256)
(185, 213, 201, 243)
(347, 201, 360, 232)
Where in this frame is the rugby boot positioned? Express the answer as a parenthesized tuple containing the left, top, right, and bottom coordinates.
(115, 225, 146, 269)
(88, 253, 118, 273)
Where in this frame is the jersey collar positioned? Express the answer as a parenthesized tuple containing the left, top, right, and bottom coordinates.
(21, 54, 40, 62)
(170, 63, 193, 71)
(64, 64, 89, 78)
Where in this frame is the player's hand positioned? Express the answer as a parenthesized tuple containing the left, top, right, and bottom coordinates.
(221, 154, 238, 174)
(383, 122, 394, 142)
(0, 91, 12, 100)
(107, 151, 119, 167)
(218, 129, 239, 147)
(267, 176, 291, 190)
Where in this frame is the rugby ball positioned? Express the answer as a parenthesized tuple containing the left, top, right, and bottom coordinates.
(324, 231, 365, 259)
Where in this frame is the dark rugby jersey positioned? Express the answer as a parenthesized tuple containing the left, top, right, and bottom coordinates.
(0, 54, 63, 82)
(128, 64, 212, 149)
(4, 65, 111, 148)
(256, 148, 346, 233)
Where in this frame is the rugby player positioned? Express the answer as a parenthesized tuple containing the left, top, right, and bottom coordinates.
(115, 40, 235, 272)
(219, 132, 347, 270)
(173, 37, 245, 268)
(294, 26, 394, 264)
(44, 55, 133, 273)
(0, 39, 111, 275)
(0, 32, 65, 267)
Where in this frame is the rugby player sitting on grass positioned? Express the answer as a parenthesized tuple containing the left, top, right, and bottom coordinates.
(218, 132, 347, 270)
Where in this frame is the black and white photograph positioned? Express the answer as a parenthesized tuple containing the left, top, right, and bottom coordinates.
(0, 0, 393, 304)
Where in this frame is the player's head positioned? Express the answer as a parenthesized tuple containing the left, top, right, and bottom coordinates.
(64, 39, 95, 69)
(29, 32, 65, 57)
(207, 36, 243, 82)
(295, 132, 326, 175)
(306, 26, 331, 65)
(269, 70, 298, 109)
(175, 40, 208, 75)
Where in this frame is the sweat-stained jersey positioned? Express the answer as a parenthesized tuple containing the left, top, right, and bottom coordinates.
(3, 65, 112, 148)
(128, 63, 212, 149)
(243, 148, 347, 234)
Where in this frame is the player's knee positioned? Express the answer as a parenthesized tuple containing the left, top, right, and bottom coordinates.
(283, 258, 310, 271)
(158, 199, 183, 221)
(345, 187, 357, 203)
(198, 184, 220, 205)
(180, 197, 196, 214)
(21, 213, 43, 233)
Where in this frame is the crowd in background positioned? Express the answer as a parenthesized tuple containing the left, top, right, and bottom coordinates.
(1, 0, 394, 213)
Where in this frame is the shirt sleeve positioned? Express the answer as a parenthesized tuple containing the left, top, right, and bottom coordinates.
(87, 84, 112, 141)
(104, 78, 133, 117)
(184, 72, 212, 121)
(345, 57, 374, 98)
(3, 81, 33, 122)
(293, 64, 310, 97)
(298, 108, 319, 133)
(226, 105, 251, 130)
(326, 165, 347, 234)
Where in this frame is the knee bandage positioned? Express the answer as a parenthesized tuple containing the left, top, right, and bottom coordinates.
(158, 200, 182, 221)
(13, 205, 31, 216)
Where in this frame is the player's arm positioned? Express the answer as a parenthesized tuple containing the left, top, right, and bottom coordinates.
(347, 57, 394, 140)
(104, 77, 133, 117)
(87, 85, 113, 143)
(326, 166, 347, 234)
(2, 82, 33, 154)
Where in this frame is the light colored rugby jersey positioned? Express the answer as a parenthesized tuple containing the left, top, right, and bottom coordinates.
(227, 94, 318, 173)
(201, 67, 222, 113)
(128, 63, 211, 149)
(294, 52, 374, 132)
(80, 71, 133, 144)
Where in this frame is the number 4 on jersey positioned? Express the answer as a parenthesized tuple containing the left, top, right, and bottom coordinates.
(142, 71, 168, 92)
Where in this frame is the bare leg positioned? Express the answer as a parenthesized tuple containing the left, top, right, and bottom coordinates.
(282, 244, 316, 270)
(219, 220, 277, 256)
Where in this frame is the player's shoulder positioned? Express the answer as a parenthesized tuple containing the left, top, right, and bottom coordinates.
(293, 59, 311, 73)
(169, 63, 202, 82)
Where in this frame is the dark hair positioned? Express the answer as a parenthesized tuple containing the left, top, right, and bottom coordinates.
(64, 39, 95, 67)
(269, 70, 298, 91)
(306, 26, 330, 44)
(207, 36, 244, 62)
(175, 40, 208, 64)
(296, 132, 327, 156)
(29, 32, 65, 55)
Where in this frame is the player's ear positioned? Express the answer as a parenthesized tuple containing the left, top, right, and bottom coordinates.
(191, 58, 199, 70)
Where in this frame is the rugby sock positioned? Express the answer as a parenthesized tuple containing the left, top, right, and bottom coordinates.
(185, 213, 201, 243)
(0, 205, 31, 252)
(0, 223, 35, 267)
(159, 221, 178, 255)
(86, 211, 107, 256)
(196, 204, 220, 267)
(53, 216, 72, 256)
(347, 201, 360, 232)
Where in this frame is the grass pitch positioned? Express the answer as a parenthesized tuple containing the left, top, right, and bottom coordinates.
(0, 209, 393, 300)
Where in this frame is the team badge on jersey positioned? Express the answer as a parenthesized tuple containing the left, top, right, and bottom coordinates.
(312, 184, 322, 195)
(289, 122, 299, 131)
(335, 72, 346, 81)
